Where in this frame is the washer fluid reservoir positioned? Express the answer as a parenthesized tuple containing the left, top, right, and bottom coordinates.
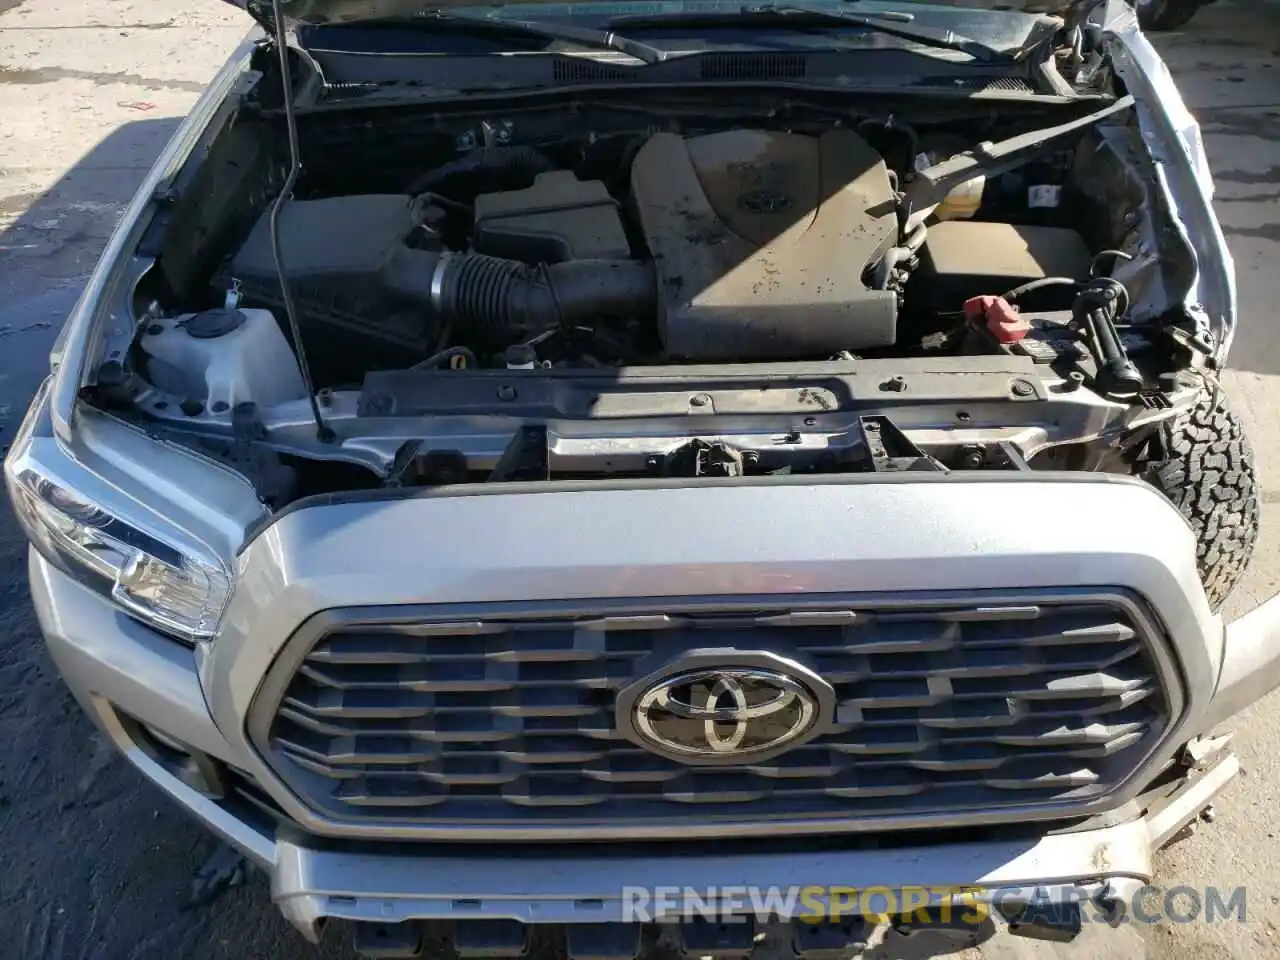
(140, 307, 307, 411)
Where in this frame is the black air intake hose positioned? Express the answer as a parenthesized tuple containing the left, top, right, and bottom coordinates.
(383, 249, 657, 342)
(405, 146, 555, 200)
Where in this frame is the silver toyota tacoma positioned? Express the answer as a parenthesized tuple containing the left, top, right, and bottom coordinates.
(6, 0, 1279, 954)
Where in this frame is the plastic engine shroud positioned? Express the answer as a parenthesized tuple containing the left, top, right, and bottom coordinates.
(629, 129, 901, 360)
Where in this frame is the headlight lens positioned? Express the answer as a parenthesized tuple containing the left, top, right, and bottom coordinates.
(8, 465, 232, 642)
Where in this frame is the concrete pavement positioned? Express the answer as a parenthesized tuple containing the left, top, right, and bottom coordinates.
(2, 1, 1280, 957)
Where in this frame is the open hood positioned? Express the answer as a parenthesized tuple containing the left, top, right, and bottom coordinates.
(223, 0, 1094, 27)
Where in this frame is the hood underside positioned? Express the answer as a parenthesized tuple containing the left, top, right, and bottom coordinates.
(224, 0, 1089, 27)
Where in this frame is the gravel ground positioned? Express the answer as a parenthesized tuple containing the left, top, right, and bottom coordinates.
(2, 2, 1280, 958)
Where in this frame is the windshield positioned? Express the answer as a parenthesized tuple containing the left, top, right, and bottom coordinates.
(298, 0, 1053, 60)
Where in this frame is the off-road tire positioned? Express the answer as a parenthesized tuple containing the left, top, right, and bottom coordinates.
(1142, 390, 1259, 610)
(1138, 0, 1201, 31)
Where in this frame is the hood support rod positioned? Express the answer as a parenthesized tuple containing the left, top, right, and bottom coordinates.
(268, 0, 334, 443)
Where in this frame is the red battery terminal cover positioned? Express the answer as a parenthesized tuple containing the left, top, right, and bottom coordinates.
(964, 295, 1031, 344)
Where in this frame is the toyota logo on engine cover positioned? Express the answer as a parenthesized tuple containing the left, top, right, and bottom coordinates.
(615, 652, 835, 765)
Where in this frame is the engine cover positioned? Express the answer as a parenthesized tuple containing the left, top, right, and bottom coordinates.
(630, 129, 900, 360)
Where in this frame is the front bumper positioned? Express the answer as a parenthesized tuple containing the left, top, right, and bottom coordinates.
(26, 464, 1280, 943)
(29, 547, 1249, 942)
(270, 756, 1238, 937)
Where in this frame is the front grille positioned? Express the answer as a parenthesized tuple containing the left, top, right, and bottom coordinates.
(253, 594, 1176, 837)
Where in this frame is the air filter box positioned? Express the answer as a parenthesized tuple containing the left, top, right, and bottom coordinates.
(473, 171, 631, 263)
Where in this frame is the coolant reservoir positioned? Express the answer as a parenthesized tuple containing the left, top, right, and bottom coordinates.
(140, 307, 307, 411)
(934, 175, 986, 220)
(914, 149, 985, 221)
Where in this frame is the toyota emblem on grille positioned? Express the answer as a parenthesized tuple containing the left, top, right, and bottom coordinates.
(615, 651, 835, 765)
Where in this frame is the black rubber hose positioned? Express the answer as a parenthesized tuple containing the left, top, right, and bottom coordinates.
(405, 146, 555, 199)
(382, 249, 656, 342)
(445, 254, 528, 339)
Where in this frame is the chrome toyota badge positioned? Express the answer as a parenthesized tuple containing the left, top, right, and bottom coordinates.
(615, 651, 834, 765)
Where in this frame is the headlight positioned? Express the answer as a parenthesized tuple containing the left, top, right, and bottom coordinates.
(5, 385, 233, 642)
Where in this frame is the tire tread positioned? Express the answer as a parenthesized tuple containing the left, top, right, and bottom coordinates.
(1143, 391, 1259, 610)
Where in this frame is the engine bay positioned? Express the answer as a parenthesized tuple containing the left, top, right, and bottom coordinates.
(105, 87, 1208, 500)
(218, 125, 916, 371)
(150, 96, 1178, 377)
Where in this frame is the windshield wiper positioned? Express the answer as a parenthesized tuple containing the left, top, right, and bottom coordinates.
(363, 11, 670, 65)
(609, 4, 1002, 62)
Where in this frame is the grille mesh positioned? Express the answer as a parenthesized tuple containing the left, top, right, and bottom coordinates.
(552, 58, 636, 82)
(259, 598, 1172, 833)
(700, 53, 807, 80)
(912, 75, 1035, 93)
